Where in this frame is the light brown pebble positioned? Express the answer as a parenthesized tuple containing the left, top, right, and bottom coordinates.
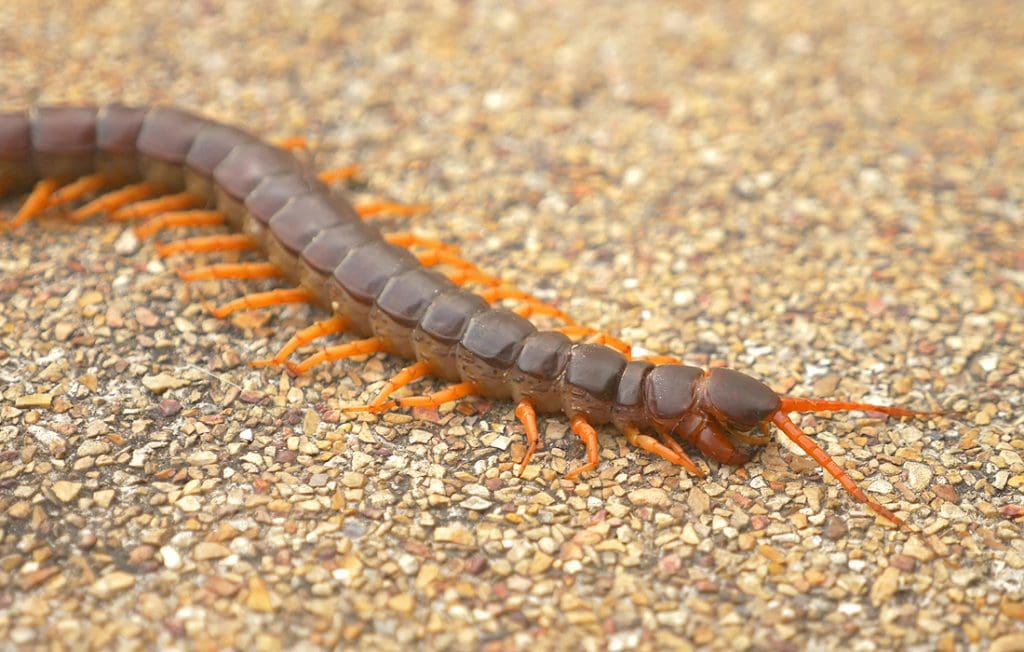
(18, 566, 60, 590)
(434, 525, 475, 546)
(1000, 600, 1024, 621)
(142, 373, 190, 393)
(870, 566, 901, 607)
(991, 633, 1024, 652)
(903, 536, 936, 562)
(528, 551, 554, 575)
(51, 480, 82, 502)
(386, 593, 416, 614)
(205, 576, 242, 597)
(187, 451, 218, 465)
(246, 576, 274, 613)
(415, 563, 440, 589)
(194, 542, 231, 561)
(15, 393, 53, 408)
(341, 472, 366, 488)
(88, 571, 135, 598)
(8, 501, 32, 519)
(54, 322, 76, 340)
(680, 523, 701, 545)
(175, 496, 202, 512)
(77, 291, 103, 308)
(904, 462, 933, 492)
(92, 489, 115, 508)
(627, 487, 671, 507)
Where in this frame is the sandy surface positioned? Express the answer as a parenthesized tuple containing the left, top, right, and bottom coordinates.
(1, 1, 1022, 650)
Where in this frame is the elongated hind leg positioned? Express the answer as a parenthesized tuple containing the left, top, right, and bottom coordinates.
(249, 315, 349, 368)
(343, 361, 433, 413)
(3, 178, 59, 229)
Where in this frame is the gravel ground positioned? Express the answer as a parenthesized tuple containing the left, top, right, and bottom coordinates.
(1, 1, 1022, 650)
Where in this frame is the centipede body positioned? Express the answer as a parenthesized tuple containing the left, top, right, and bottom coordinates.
(0, 104, 944, 529)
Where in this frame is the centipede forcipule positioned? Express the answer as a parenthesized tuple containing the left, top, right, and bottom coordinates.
(1, 104, 946, 529)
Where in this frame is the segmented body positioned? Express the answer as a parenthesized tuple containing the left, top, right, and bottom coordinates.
(1, 105, 938, 528)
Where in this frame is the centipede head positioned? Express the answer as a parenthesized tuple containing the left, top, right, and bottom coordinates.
(695, 366, 938, 527)
(699, 367, 782, 434)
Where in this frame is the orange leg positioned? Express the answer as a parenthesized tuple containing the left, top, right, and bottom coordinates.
(249, 315, 349, 368)
(286, 337, 385, 375)
(640, 354, 683, 365)
(384, 232, 458, 252)
(565, 415, 601, 480)
(624, 425, 704, 477)
(355, 201, 430, 219)
(156, 233, 255, 258)
(481, 286, 574, 324)
(135, 210, 225, 239)
(418, 251, 511, 288)
(392, 381, 478, 410)
(276, 136, 308, 150)
(177, 262, 282, 282)
(343, 361, 433, 413)
(317, 165, 360, 184)
(47, 173, 110, 208)
(70, 182, 155, 221)
(771, 411, 904, 526)
(514, 399, 541, 475)
(206, 288, 314, 319)
(512, 302, 575, 323)
(415, 249, 479, 270)
(110, 191, 203, 221)
(554, 325, 631, 357)
(3, 178, 59, 229)
(442, 267, 503, 288)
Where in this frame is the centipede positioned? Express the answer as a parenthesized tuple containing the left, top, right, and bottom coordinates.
(1, 105, 945, 530)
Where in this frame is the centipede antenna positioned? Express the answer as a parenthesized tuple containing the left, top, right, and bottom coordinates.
(770, 410, 905, 527)
(779, 397, 932, 419)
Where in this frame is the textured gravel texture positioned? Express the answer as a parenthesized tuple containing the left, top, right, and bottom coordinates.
(1, 1, 1022, 650)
